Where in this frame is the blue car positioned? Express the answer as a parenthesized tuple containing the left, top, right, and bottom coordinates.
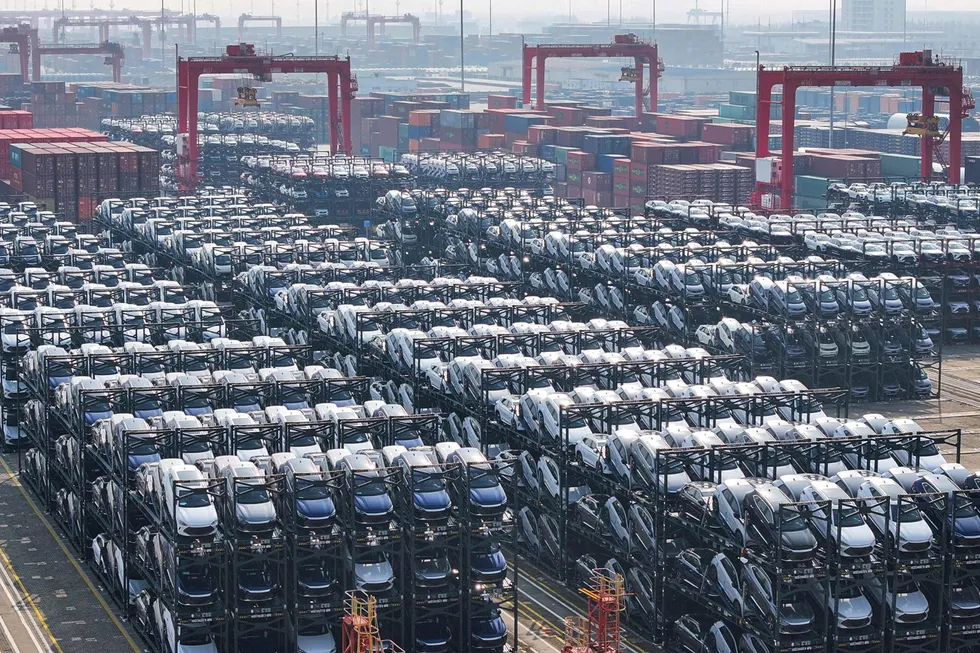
(448, 448, 507, 519)
(398, 451, 452, 523)
(470, 605, 507, 651)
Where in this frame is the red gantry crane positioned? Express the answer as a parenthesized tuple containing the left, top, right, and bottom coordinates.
(523, 33, 664, 118)
(342, 591, 404, 653)
(238, 14, 283, 42)
(176, 43, 357, 189)
(52, 15, 153, 58)
(562, 570, 627, 653)
(0, 24, 36, 83)
(33, 41, 124, 83)
(755, 50, 975, 209)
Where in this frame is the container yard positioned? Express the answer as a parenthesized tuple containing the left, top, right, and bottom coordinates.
(0, 4, 978, 653)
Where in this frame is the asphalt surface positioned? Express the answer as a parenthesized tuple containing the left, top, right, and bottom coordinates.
(0, 454, 140, 653)
(510, 556, 658, 653)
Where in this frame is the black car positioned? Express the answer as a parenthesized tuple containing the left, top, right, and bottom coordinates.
(574, 493, 612, 537)
(743, 485, 818, 560)
(677, 481, 719, 524)
(628, 504, 657, 558)
(626, 568, 657, 620)
(414, 553, 454, 589)
(415, 619, 453, 653)
(742, 563, 816, 633)
(674, 614, 716, 653)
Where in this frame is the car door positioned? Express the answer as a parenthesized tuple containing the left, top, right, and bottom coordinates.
(718, 487, 743, 542)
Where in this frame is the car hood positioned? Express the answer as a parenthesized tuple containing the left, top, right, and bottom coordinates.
(834, 595, 873, 620)
(415, 490, 451, 511)
(780, 600, 815, 626)
(839, 524, 876, 549)
(237, 501, 276, 525)
(296, 634, 337, 653)
(472, 549, 506, 572)
(296, 497, 336, 520)
(894, 590, 930, 616)
(354, 493, 393, 516)
(780, 528, 817, 555)
(472, 616, 507, 639)
(953, 513, 980, 537)
(897, 518, 934, 544)
(175, 505, 218, 529)
(355, 560, 393, 583)
(471, 485, 507, 507)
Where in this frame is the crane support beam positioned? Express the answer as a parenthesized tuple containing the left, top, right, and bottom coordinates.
(755, 51, 966, 209)
(0, 24, 36, 83)
(53, 16, 153, 58)
(33, 41, 124, 83)
(522, 33, 663, 117)
(176, 44, 356, 190)
(366, 15, 421, 46)
(238, 14, 282, 42)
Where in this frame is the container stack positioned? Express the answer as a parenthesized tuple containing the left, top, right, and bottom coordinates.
(0, 110, 32, 129)
(24, 82, 78, 128)
(6, 141, 159, 223)
(0, 128, 107, 186)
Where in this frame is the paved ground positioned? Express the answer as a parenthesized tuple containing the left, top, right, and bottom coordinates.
(0, 456, 139, 653)
(0, 348, 979, 653)
(863, 345, 980, 467)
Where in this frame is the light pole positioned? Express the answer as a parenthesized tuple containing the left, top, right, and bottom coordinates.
(459, 0, 464, 91)
(754, 49, 759, 96)
(829, 0, 837, 148)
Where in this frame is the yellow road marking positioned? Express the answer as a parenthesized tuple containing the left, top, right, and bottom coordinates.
(0, 457, 141, 653)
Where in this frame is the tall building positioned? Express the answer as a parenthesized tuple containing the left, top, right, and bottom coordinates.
(842, 0, 906, 33)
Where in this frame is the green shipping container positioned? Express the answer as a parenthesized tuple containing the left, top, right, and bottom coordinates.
(554, 146, 577, 166)
(794, 175, 831, 199)
(378, 146, 398, 162)
(880, 153, 921, 179)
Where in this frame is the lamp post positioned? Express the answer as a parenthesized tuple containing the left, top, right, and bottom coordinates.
(829, 0, 837, 148)
(460, 0, 464, 91)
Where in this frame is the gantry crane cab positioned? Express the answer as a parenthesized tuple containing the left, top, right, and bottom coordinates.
(226, 43, 257, 57)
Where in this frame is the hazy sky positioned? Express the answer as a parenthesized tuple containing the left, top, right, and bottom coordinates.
(34, 0, 980, 26)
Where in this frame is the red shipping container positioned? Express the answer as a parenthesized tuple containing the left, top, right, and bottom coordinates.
(478, 134, 505, 149)
(583, 171, 612, 191)
(487, 94, 518, 110)
(613, 193, 631, 208)
(566, 150, 595, 172)
(527, 125, 556, 145)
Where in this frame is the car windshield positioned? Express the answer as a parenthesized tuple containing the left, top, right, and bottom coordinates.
(178, 488, 211, 508)
(183, 396, 210, 409)
(834, 504, 866, 527)
(355, 472, 388, 496)
(468, 464, 500, 489)
(915, 287, 931, 299)
(883, 287, 899, 300)
(237, 482, 270, 504)
(851, 288, 868, 301)
(92, 362, 118, 376)
(413, 469, 445, 493)
(954, 496, 977, 519)
(819, 290, 835, 302)
(778, 508, 808, 532)
(893, 502, 923, 523)
(296, 481, 331, 500)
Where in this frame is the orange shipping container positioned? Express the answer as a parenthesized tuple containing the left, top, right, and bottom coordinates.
(478, 133, 505, 149)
